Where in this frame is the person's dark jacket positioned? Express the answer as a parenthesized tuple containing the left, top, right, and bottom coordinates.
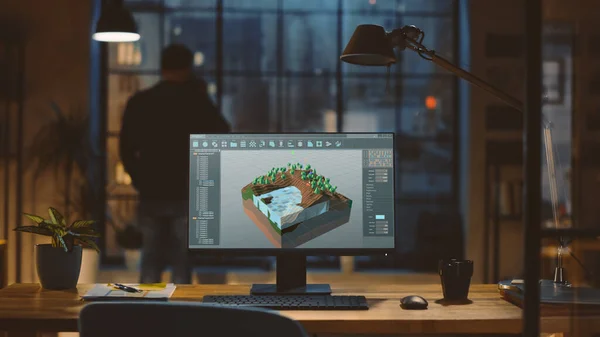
(119, 78, 230, 201)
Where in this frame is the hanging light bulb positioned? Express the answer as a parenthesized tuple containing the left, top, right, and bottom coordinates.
(93, 0, 140, 42)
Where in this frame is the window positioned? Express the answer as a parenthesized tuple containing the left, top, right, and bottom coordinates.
(104, 0, 459, 271)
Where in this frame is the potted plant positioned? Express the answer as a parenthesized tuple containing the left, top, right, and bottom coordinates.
(14, 207, 100, 290)
(114, 223, 143, 271)
(27, 102, 104, 282)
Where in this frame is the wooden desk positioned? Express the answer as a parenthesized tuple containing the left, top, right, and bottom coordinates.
(0, 283, 593, 336)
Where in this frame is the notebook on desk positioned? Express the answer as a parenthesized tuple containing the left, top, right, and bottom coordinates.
(82, 283, 176, 301)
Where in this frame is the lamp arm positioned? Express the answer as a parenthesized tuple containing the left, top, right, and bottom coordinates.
(428, 53, 523, 112)
(390, 27, 524, 112)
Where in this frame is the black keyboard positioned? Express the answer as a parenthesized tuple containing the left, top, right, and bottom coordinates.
(202, 295, 368, 310)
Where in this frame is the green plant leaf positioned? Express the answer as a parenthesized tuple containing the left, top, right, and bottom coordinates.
(70, 220, 96, 229)
(56, 235, 68, 252)
(23, 213, 45, 225)
(69, 227, 100, 237)
(40, 221, 67, 236)
(13, 226, 53, 236)
(48, 207, 66, 226)
(76, 237, 100, 253)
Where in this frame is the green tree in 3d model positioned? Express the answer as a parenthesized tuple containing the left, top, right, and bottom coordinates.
(314, 187, 320, 194)
(306, 164, 311, 170)
(281, 174, 286, 179)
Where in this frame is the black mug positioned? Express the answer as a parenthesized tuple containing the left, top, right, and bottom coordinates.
(439, 259, 473, 301)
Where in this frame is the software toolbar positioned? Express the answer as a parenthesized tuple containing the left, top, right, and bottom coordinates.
(190, 135, 393, 150)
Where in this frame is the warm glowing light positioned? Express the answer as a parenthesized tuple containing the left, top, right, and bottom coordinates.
(194, 51, 205, 66)
(208, 83, 217, 95)
(93, 32, 140, 42)
(369, 0, 376, 4)
(425, 96, 437, 109)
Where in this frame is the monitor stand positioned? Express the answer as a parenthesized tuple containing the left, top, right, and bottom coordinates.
(250, 255, 332, 295)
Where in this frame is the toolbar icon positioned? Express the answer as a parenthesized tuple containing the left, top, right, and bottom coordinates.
(202, 141, 208, 147)
(335, 140, 342, 147)
(249, 140, 257, 147)
(287, 140, 295, 147)
(297, 140, 303, 147)
(221, 141, 228, 147)
(307, 140, 314, 147)
(240, 140, 246, 148)
(259, 140, 266, 147)
(325, 141, 332, 147)
(212, 141, 218, 147)
(278, 140, 284, 147)
(269, 140, 276, 147)
(316, 140, 322, 147)
(192, 141, 198, 147)
(230, 141, 238, 147)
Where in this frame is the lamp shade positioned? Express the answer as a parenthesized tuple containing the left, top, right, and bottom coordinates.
(93, 2, 140, 42)
(340, 24, 396, 66)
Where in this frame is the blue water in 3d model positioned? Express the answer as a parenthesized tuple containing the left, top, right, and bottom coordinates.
(252, 186, 329, 230)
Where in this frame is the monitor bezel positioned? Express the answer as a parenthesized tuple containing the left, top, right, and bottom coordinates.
(187, 132, 397, 256)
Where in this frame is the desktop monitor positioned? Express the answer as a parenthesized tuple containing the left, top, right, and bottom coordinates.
(188, 133, 396, 294)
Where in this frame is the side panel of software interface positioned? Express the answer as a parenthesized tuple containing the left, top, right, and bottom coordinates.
(188, 134, 395, 250)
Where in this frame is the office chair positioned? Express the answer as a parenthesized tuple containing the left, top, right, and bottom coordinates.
(78, 301, 309, 337)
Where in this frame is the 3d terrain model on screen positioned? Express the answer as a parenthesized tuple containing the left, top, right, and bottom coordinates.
(241, 163, 353, 248)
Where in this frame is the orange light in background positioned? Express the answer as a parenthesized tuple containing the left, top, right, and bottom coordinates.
(425, 96, 437, 109)
(369, 0, 376, 4)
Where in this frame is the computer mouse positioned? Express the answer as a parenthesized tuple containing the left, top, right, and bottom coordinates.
(400, 295, 428, 310)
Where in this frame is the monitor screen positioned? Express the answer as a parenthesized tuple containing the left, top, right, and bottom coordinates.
(188, 133, 395, 251)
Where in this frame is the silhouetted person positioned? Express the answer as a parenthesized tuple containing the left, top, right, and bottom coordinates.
(120, 44, 230, 283)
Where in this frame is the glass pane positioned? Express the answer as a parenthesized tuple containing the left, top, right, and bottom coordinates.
(107, 74, 160, 133)
(283, 14, 338, 73)
(105, 135, 139, 258)
(108, 13, 161, 71)
(125, 0, 160, 4)
(166, 12, 217, 72)
(106, 198, 139, 258)
(344, 0, 403, 12)
(223, 12, 277, 73)
(398, 77, 455, 139)
(344, 0, 453, 14)
(343, 77, 396, 132)
(165, 0, 215, 8)
(222, 76, 276, 131)
(397, 140, 452, 197)
(283, 0, 338, 11)
(223, 0, 277, 10)
(281, 77, 334, 132)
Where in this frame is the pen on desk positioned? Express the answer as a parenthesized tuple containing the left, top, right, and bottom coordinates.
(113, 283, 142, 293)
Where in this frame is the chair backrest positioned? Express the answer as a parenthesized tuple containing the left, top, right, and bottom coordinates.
(79, 301, 309, 337)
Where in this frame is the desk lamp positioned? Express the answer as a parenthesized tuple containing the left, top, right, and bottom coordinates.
(341, 24, 570, 288)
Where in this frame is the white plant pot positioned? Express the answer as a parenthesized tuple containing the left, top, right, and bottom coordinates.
(124, 249, 141, 272)
(78, 248, 99, 284)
